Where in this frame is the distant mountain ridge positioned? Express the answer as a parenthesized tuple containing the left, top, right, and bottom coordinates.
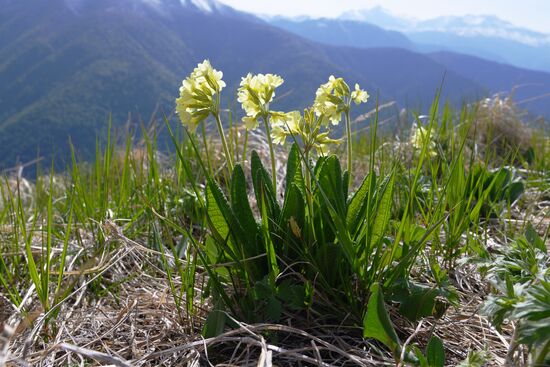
(340, 7, 550, 46)
(268, 17, 414, 49)
(1, 0, 549, 168)
(337, 7, 550, 73)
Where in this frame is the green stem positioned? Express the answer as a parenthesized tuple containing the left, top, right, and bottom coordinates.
(242, 129, 249, 164)
(201, 122, 213, 176)
(262, 116, 277, 191)
(303, 150, 314, 244)
(214, 112, 234, 172)
(345, 108, 353, 189)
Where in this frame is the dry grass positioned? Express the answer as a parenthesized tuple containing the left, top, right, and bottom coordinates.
(2, 214, 540, 366)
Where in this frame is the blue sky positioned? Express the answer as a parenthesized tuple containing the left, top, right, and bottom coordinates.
(216, 0, 550, 33)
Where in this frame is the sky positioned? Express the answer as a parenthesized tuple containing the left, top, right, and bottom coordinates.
(215, 0, 550, 34)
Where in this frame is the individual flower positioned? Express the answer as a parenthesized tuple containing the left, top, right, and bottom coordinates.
(238, 73, 284, 129)
(283, 110, 301, 135)
(270, 110, 301, 145)
(175, 60, 225, 132)
(271, 124, 288, 145)
(242, 115, 258, 130)
(313, 132, 343, 155)
(313, 75, 350, 126)
(351, 83, 369, 104)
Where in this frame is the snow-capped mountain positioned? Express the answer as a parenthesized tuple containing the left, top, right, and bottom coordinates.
(340, 6, 410, 30)
(417, 15, 550, 47)
(338, 7, 550, 72)
(340, 7, 550, 47)
(63, 0, 239, 17)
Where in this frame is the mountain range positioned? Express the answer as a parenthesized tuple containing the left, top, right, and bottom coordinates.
(1, 0, 549, 168)
(270, 8, 550, 74)
(341, 7, 550, 73)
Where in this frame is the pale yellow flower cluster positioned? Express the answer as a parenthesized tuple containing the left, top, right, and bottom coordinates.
(175, 60, 226, 132)
(313, 76, 369, 126)
(237, 73, 284, 129)
(270, 109, 342, 154)
(410, 125, 437, 157)
(313, 76, 348, 125)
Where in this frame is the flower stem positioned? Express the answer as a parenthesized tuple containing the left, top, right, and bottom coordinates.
(345, 108, 353, 189)
(304, 150, 314, 228)
(242, 129, 249, 164)
(214, 112, 234, 172)
(263, 116, 277, 191)
(201, 122, 213, 176)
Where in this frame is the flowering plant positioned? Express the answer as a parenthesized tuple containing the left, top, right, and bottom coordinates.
(175, 60, 226, 132)
(176, 60, 233, 170)
(313, 76, 369, 186)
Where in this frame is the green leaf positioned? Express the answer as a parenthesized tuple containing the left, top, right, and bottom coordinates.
(426, 336, 445, 367)
(251, 150, 280, 222)
(371, 171, 395, 247)
(391, 281, 439, 322)
(206, 180, 231, 244)
(363, 283, 401, 356)
(525, 223, 546, 253)
(202, 309, 226, 338)
(266, 295, 283, 322)
(260, 189, 279, 280)
(230, 164, 259, 245)
(278, 280, 308, 310)
(284, 143, 304, 197)
(346, 172, 374, 236)
(280, 183, 305, 236)
(206, 179, 250, 263)
(312, 155, 355, 263)
(507, 181, 524, 203)
(316, 155, 346, 218)
(413, 346, 429, 367)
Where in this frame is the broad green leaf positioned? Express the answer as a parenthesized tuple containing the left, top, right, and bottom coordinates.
(202, 309, 226, 338)
(278, 280, 308, 310)
(206, 179, 250, 263)
(507, 181, 524, 203)
(230, 164, 258, 245)
(346, 172, 374, 236)
(284, 143, 304, 197)
(426, 336, 445, 367)
(371, 171, 395, 247)
(251, 150, 280, 222)
(391, 281, 439, 322)
(266, 295, 283, 322)
(363, 283, 401, 356)
(206, 180, 231, 244)
(316, 155, 346, 218)
(413, 346, 429, 367)
(280, 183, 305, 234)
(312, 154, 355, 265)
